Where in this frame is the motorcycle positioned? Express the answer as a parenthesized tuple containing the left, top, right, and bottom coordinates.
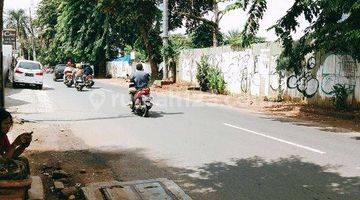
(64, 73, 74, 87)
(63, 67, 75, 87)
(85, 74, 95, 88)
(74, 75, 86, 91)
(129, 83, 153, 117)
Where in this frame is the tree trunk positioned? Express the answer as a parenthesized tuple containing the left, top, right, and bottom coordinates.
(0, 0, 4, 108)
(213, 3, 220, 47)
(140, 27, 158, 79)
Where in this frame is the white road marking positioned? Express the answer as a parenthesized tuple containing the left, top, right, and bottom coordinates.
(223, 123, 326, 154)
(356, 167, 360, 170)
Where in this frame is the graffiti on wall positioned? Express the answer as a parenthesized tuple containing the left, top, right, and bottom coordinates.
(318, 54, 358, 96)
(178, 46, 283, 97)
(287, 57, 320, 98)
(178, 45, 360, 104)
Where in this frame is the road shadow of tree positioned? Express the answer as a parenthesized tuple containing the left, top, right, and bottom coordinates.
(5, 87, 31, 108)
(263, 104, 360, 133)
(181, 156, 360, 200)
(26, 149, 360, 200)
(149, 111, 184, 118)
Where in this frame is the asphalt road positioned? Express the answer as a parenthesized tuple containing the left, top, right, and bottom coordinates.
(6, 75, 360, 200)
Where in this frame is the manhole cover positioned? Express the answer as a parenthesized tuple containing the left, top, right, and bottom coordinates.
(82, 178, 192, 200)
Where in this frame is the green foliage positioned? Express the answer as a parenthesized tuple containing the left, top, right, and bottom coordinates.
(168, 34, 192, 56)
(239, 0, 268, 47)
(168, 0, 214, 31)
(196, 56, 210, 91)
(191, 23, 223, 48)
(36, 0, 163, 76)
(196, 56, 226, 94)
(207, 66, 226, 94)
(331, 84, 350, 111)
(272, 0, 360, 72)
(224, 30, 266, 48)
(5, 9, 32, 59)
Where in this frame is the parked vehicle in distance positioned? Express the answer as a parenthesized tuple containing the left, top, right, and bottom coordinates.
(13, 60, 44, 89)
(53, 64, 66, 81)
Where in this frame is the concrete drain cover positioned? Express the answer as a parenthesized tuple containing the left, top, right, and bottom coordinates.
(82, 178, 192, 200)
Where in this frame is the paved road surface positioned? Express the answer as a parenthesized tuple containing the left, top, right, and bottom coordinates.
(6, 75, 360, 199)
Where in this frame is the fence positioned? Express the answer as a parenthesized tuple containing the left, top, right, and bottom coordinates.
(177, 43, 360, 107)
(106, 61, 151, 78)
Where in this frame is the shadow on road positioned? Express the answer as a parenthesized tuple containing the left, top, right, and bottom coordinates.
(25, 114, 137, 122)
(27, 148, 360, 200)
(181, 156, 360, 200)
(5, 87, 31, 108)
(149, 111, 184, 118)
(263, 105, 360, 133)
(89, 86, 101, 90)
(351, 137, 360, 141)
(261, 115, 360, 134)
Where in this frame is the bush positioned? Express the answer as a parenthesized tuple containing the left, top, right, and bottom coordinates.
(196, 56, 227, 94)
(207, 66, 226, 94)
(331, 84, 350, 110)
(196, 56, 210, 91)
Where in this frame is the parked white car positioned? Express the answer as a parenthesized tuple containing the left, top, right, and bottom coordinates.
(13, 60, 44, 89)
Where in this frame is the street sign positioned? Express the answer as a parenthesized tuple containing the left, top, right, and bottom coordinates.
(3, 29, 17, 46)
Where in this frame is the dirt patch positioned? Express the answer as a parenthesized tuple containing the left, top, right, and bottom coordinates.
(99, 78, 360, 133)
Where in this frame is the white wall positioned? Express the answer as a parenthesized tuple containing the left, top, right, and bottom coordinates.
(177, 44, 360, 106)
(3, 45, 13, 79)
(106, 61, 151, 78)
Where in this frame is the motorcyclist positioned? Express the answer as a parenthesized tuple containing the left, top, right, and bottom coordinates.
(130, 63, 150, 90)
(83, 63, 94, 87)
(75, 63, 84, 78)
(83, 64, 93, 76)
(64, 59, 75, 77)
(129, 63, 150, 111)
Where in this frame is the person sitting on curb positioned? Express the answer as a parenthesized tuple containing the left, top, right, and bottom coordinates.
(0, 108, 32, 180)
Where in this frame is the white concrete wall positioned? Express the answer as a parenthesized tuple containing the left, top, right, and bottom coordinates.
(178, 43, 286, 97)
(315, 54, 360, 104)
(177, 44, 360, 106)
(106, 61, 151, 78)
(3, 45, 13, 79)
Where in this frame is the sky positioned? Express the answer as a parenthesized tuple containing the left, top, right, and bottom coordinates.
(4, 0, 308, 41)
(4, 0, 40, 11)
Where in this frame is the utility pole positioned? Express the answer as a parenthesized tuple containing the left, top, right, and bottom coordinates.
(162, 0, 169, 80)
(0, 0, 4, 108)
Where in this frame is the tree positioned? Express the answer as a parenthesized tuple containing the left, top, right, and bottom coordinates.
(110, 0, 163, 78)
(272, 0, 360, 73)
(169, 0, 225, 47)
(191, 22, 223, 48)
(5, 9, 31, 59)
(36, 0, 164, 77)
(224, 30, 265, 48)
(36, 0, 60, 65)
(169, 0, 266, 47)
